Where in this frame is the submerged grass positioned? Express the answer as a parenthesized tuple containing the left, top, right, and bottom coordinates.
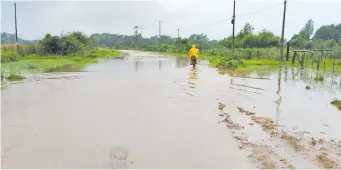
(1, 49, 121, 74)
(6, 73, 25, 81)
(331, 100, 341, 110)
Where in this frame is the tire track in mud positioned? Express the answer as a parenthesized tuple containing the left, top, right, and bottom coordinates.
(217, 102, 341, 169)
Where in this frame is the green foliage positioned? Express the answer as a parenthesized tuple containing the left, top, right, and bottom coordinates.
(331, 100, 341, 110)
(237, 22, 254, 39)
(146, 44, 172, 52)
(314, 74, 324, 81)
(303, 19, 314, 40)
(220, 28, 280, 48)
(313, 23, 341, 44)
(6, 73, 25, 81)
(1, 51, 22, 62)
(291, 20, 341, 49)
(39, 32, 92, 55)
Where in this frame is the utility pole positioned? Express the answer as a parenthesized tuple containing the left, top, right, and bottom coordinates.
(14, 1, 19, 52)
(177, 28, 180, 44)
(133, 26, 139, 47)
(140, 28, 143, 37)
(231, 0, 236, 51)
(158, 20, 163, 38)
(280, 0, 287, 62)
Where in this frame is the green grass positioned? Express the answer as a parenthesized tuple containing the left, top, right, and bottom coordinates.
(162, 48, 341, 72)
(6, 73, 25, 81)
(314, 75, 324, 81)
(239, 59, 285, 70)
(331, 100, 341, 110)
(1, 49, 121, 74)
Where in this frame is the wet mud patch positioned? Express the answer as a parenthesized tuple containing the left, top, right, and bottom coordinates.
(280, 132, 305, 151)
(237, 107, 277, 133)
(218, 102, 226, 110)
(217, 103, 341, 169)
(251, 116, 278, 133)
(109, 146, 133, 169)
(218, 113, 244, 130)
(217, 103, 295, 169)
(237, 107, 256, 116)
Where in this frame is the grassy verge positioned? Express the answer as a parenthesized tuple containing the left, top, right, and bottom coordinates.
(161, 52, 341, 72)
(6, 73, 25, 81)
(1, 48, 121, 75)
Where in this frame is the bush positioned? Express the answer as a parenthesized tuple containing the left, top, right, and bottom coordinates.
(6, 73, 25, 81)
(1, 51, 22, 62)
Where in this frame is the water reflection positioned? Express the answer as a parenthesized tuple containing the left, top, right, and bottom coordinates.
(175, 56, 188, 68)
(188, 68, 198, 89)
(134, 60, 143, 71)
(275, 68, 282, 124)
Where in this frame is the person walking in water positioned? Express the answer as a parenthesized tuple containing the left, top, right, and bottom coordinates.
(188, 44, 199, 70)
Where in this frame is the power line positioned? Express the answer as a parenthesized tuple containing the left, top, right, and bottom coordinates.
(182, 2, 281, 33)
(237, 2, 281, 18)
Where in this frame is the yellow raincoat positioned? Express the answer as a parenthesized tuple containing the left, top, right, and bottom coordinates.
(188, 45, 199, 63)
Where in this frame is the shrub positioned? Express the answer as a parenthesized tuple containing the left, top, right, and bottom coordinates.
(6, 73, 25, 81)
(1, 51, 22, 62)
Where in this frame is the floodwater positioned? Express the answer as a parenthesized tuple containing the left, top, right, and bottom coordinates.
(1, 50, 341, 169)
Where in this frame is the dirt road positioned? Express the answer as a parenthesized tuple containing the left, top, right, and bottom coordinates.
(1, 51, 253, 168)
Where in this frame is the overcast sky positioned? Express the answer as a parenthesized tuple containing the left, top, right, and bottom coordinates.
(1, 0, 341, 40)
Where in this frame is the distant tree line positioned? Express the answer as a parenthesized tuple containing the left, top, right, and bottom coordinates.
(1, 31, 94, 61)
(219, 23, 281, 48)
(1, 32, 38, 44)
(290, 20, 341, 49)
(2, 20, 340, 54)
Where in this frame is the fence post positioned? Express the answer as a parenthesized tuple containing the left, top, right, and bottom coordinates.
(292, 51, 296, 64)
(332, 62, 335, 73)
(286, 42, 290, 61)
(301, 52, 305, 68)
(317, 56, 320, 70)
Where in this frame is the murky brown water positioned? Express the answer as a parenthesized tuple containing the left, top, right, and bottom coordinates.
(2, 51, 341, 169)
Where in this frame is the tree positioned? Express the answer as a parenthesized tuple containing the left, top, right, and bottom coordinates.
(1, 32, 37, 44)
(313, 23, 341, 44)
(237, 23, 254, 39)
(303, 19, 314, 40)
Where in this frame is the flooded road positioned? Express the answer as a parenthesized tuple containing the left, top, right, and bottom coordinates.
(1, 51, 251, 169)
(2, 50, 341, 169)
